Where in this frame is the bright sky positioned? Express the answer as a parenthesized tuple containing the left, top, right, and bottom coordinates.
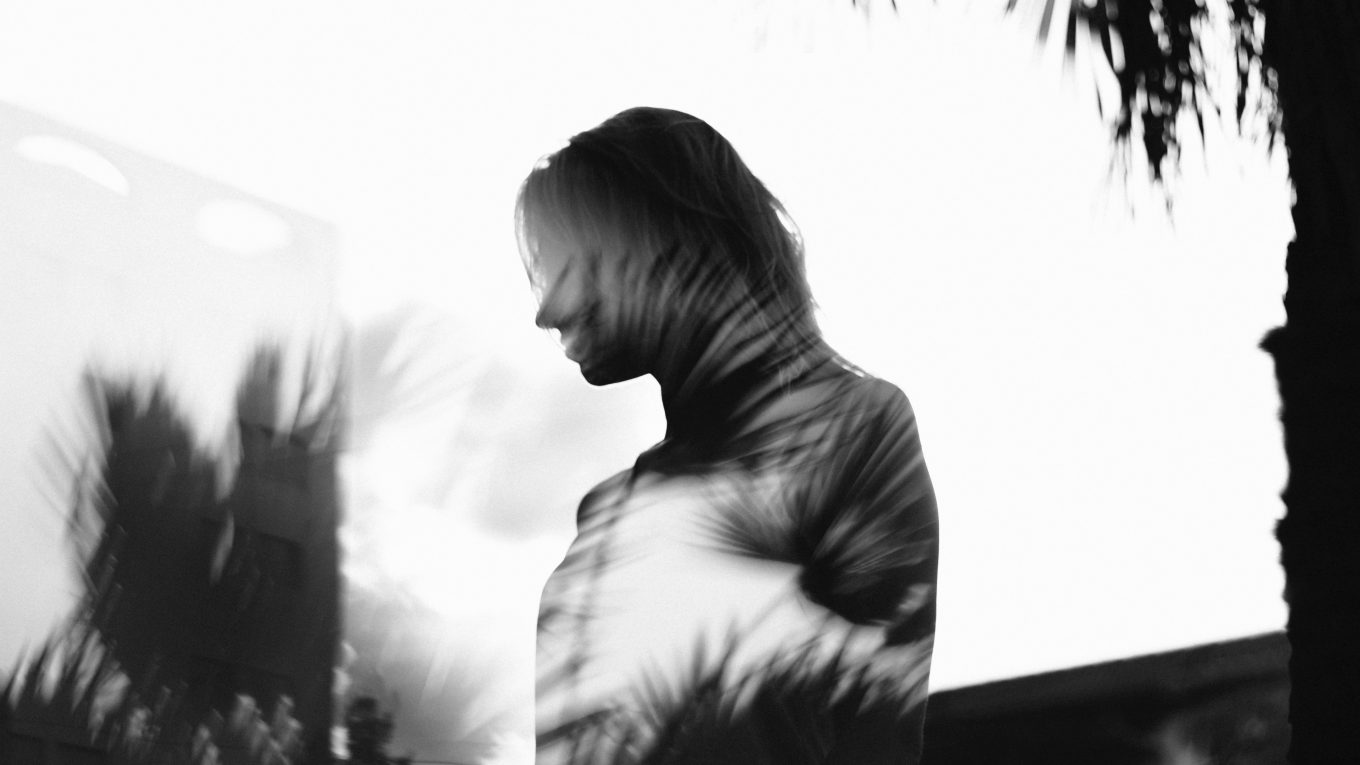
(0, 1, 1293, 762)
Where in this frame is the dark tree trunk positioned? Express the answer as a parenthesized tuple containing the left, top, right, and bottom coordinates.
(1259, 1, 1360, 761)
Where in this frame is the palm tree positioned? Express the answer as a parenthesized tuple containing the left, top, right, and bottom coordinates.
(11, 344, 345, 764)
(853, 0, 1356, 760)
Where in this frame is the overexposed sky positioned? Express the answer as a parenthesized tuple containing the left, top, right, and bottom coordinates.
(1, 0, 1293, 760)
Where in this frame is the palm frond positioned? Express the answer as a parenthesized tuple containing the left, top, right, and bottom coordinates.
(1014, 0, 1277, 182)
(543, 618, 929, 765)
(856, 0, 1279, 185)
(700, 380, 935, 627)
(2, 629, 124, 755)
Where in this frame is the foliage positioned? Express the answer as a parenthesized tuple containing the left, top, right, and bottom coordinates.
(1, 628, 304, 765)
(1051, 0, 1276, 178)
(859, 0, 1280, 184)
(547, 629, 922, 765)
(17, 339, 346, 763)
(343, 697, 399, 765)
(1031, 0, 1279, 184)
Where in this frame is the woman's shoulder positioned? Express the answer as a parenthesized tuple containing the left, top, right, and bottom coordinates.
(574, 468, 633, 528)
(815, 369, 932, 497)
(576, 463, 718, 527)
(820, 364, 919, 430)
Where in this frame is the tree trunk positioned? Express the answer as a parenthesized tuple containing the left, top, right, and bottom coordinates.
(1260, 1, 1360, 761)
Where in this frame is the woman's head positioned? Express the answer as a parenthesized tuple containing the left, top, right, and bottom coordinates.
(516, 107, 818, 387)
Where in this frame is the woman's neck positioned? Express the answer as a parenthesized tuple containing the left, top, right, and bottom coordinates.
(656, 324, 836, 447)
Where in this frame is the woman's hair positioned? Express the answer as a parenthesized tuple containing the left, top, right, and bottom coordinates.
(515, 107, 818, 345)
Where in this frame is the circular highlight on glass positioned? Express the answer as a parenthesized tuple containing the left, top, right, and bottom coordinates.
(14, 134, 131, 196)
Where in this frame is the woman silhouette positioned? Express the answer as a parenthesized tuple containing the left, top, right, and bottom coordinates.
(518, 106, 938, 764)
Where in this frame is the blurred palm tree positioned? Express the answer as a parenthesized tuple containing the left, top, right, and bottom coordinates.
(7, 343, 345, 763)
(853, 0, 1355, 759)
(0, 628, 306, 765)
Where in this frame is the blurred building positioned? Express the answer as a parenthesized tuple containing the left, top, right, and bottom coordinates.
(924, 632, 1289, 764)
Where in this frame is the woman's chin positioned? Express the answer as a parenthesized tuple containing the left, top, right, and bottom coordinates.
(576, 358, 644, 387)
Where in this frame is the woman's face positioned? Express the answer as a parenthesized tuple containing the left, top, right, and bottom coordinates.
(530, 238, 650, 387)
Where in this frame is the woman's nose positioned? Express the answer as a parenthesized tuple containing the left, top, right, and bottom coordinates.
(534, 300, 558, 330)
(535, 276, 578, 330)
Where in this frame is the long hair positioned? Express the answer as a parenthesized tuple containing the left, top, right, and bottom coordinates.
(515, 108, 820, 369)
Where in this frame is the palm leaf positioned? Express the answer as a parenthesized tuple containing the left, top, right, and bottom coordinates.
(858, 0, 1278, 184)
(700, 380, 935, 626)
(1029, 0, 1277, 179)
(545, 618, 927, 765)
